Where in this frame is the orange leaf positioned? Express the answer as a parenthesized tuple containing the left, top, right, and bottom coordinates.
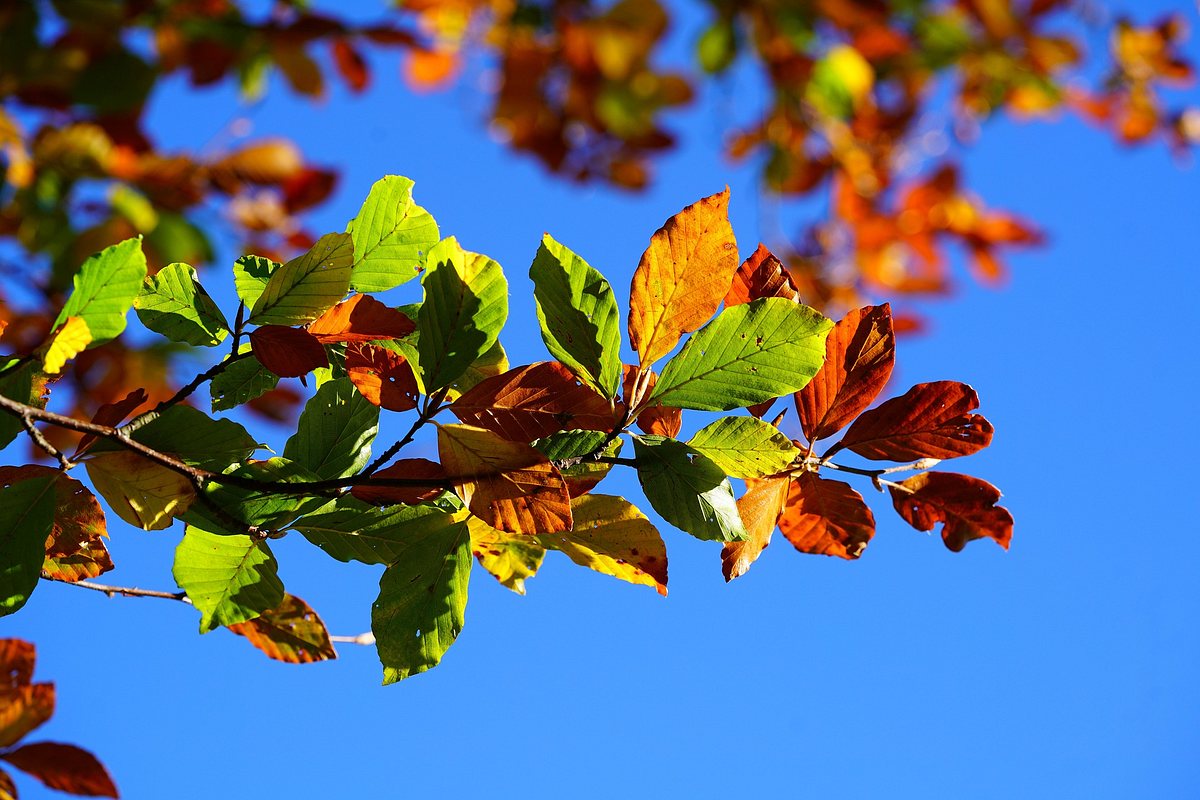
(0, 684, 54, 748)
(724, 243, 802, 306)
(438, 424, 572, 535)
(405, 49, 458, 92)
(889, 472, 1012, 551)
(777, 472, 875, 560)
(451, 362, 616, 442)
(1, 742, 118, 798)
(307, 294, 414, 344)
(249, 325, 328, 378)
(836, 380, 993, 461)
(0, 640, 35, 689)
(628, 188, 740, 364)
(227, 594, 337, 664)
(0, 467, 111, 583)
(722, 477, 790, 581)
(344, 343, 420, 411)
(622, 365, 681, 438)
(796, 304, 895, 442)
(350, 459, 447, 506)
(74, 388, 149, 458)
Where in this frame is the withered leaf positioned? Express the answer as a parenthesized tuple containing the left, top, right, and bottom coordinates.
(1, 742, 118, 798)
(722, 477, 790, 581)
(345, 343, 420, 411)
(888, 471, 1013, 552)
(227, 594, 338, 664)
(835, 380, 993, 461)
(0, 683, 54, 748)
(351, 459, 447, 506)
(724, 243, 802, 306)
(777, 472, 875, 560)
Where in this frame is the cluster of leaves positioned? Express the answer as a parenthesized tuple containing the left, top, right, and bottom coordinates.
(0, 638, 119, 799)
(0, 177, 1010, 689)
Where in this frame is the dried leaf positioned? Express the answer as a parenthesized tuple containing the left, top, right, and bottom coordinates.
(1, 742, 118, 798)
(722, 477, 790, 581)
(307, 294, 415, 343)
(724, 243, 802, 306)
(74, 388, 148, 457)
(889, 472, 1012, 551)
(227, 594, 337, 664)
(345, 342, 420, 411)
(623, 365, 682, 437)
(0, 639, 35, 689)
(0, 683, 53, 748)
(836, 381, 993, 461)
(451, 362, 616, 442)
(466, 517, 545, 595)
(777, 472, 875, 559)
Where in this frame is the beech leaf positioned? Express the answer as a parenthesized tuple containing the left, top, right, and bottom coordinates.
(724, 243, 802, 306)
(53, 237, 147, 345)
(722, 477, 790, 581)
(1, 742, 118, 798)
(85, 451, 196, 531)
(248, 232, 353, 325)
(283, 377, 379, 480)
(250, 325, 329, 378)
(888, 472, 1013, 552)
(0, 684, 54, 748)
(0, 476, 60, 616)
(294, 499, 460, 565)
(227, 594, 338, 664)
(173, 526, 285, 632)
(466, 516, 545, 595)
(688, 416, 800, 478)
(777, 473, 875, 560)
(345, 342, 421, 411)
(307, 293, 415, 343)
(135, 261, 229, 346)
(631, 435, 747, 542)
(836, 381, 994, 461)
(347, 175, 440, 292)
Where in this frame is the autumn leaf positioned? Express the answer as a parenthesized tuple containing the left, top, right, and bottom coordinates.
(249, 325, 329, 378)
(1, 742, 118, 798)
(466, 516, 545, 595)
(833, 380, 993, 461)
(777, 472, 876, 559)
(73, 388, 148, 458)
(85, 451, 195, 531)
(307, 293, 415, 343)
(345, 342, 420, 411)
(797, 304, 895, 443)
(0, 683, 54, 748)
(350, 459, 447, 507)
(38, 317, 92, 375)
(722, 477, 790, 581)
(724, 243, 802, 306)
(437, 424, 572, 535)
(888, 471, 1013, 551)
(227, 594, 337, 664)
(628, 188, 740, 365)
(622, 365, 681, 437)
(0, 466, 110, 583)
(0, 639, 35, 688)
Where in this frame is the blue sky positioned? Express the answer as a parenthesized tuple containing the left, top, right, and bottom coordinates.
(5, 2, 1200, 798)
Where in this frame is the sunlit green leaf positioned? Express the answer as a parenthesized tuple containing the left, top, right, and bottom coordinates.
(233, 255, 280, 310)
(347, 175, 440, 292)
(248, 233, 353, 325)
(135, 262, 229, 346)
(688, 416, 800, 478)
(0, 476, 56, 617)
(173, 526, 284, 633)
(54, 237, 147, 345)
(293, 497, 460, 566)
(283, 378, 378, 480)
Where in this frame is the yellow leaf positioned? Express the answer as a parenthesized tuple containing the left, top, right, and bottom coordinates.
(826, 45, 873, 105)
(39, 317, 92, 375)
(628, 188, 740, 365)
(536, 494, 668, 595)
(466, 516, 544, 595)
(85, 451, 195, 531)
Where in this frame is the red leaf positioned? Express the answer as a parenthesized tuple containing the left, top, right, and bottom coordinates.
(249, 326, 329, 378)
(307, 294, 414, 344)
(2, 742, 118, 798)
(74, 389, 148, 458)
(282, 167, 338, 214)
(722, 477, 790, 581)
(0, 640, 35, 689)
(452, 362, 617, 443)
(835, 381, 993, 461)
(776, 472, 875, 560)
(344, 343, 419, 411)
(331, 39, 369, 92)
(797, 304, 895, 442)
(724, 243, 802, 306)
(351, 459, 446, 506)
(889, 472, 1012, 552)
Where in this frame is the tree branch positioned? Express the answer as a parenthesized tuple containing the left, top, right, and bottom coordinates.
(122, 349, 254, 434)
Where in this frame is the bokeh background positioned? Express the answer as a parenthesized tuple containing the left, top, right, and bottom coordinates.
(5, 0, 1200, 797)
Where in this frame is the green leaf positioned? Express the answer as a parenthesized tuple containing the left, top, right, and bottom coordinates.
(54, 237, 147, 345)
(651, 297, 832, 411)
(531, 429, 622, 493)
(210, 348, 278, 411)
(631, 435, 747, 542)
(248, 233, 353, 325)
(347, 175, 440, 292)
(529, 234, 622, 398)
(182, 458, 326, 534)
(135, 262, 229, 346)
(451, 339, 508, 396)
(0, 364, 34, 450)
(688, 416, 801, 478)
(173, 526, 285, 633)
(372, 516, 471, 684)
(292, 498, 460, 565)
(233, 255, 280, 309)
(283, 378, 378, 480)
(0, 476, 56, 617)
(91, 406, 256, 470)
(417, 237, 508, 391)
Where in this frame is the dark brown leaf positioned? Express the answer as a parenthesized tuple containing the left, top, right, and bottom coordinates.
(777, 472, 875, 560)
(835, 381, 993, 461)
(351, 459, 447, 506)
(2, 742, 118, 798)
(249, 325, 329, 378)
(888, 472, 1012, 552)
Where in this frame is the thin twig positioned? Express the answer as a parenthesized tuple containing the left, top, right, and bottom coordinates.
(818, 458, 939, 491)
(229, 301, 246, 356)
(122, 350, 254, 434)
(21, 415, 74, 470)
(361, 387, 447, 476)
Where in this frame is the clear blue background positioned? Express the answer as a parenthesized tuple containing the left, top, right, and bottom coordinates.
(5, 1, 1200, 797)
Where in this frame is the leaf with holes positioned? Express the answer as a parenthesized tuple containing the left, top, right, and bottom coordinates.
(347, 175, 440, 292)
(345, 342, 420, 411)
(888, 472, 1012, 552)
(283, 377, 378, 480)
(227, 594, 337, 663)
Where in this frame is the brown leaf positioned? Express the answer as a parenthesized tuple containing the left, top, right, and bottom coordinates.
(0, 467, 111, 583)
(724, 243, 802, 306)
(211, 138, 304, 187)
(344, 343, 420, 411)
(0, 684, 54, 748)
(307, 294, 414, 344)
(622, 365, 681, 437)
(628, 188, 740, 364)
(249, 325, 328, 378)
(350, 459, 447, 506)
(451, 362, 616, 443)
(836, 381, 993, 461)
(73, 388, 148, 458)
(438, 424, 572, 535)
(722, 477, 790, 581)
(777, 472, 875, 560)
(1, 742, 118, 798)
(797, 304, 895, 442)
(331, 39, 369, 92)
(227, 594, 337, 664)
(0, 640, 35, 690)
(0, 767, 15, 800)
(888, 472, 1012, 552)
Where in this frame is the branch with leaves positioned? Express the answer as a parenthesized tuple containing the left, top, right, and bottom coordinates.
(0, 176, 1011, 694)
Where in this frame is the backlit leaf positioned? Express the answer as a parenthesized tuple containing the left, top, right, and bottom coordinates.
(437, 424, 572, 535)
(227, 594, 337, 664)
(347, 175, 440, 292)
(283, 377, 378, 480)
(797, 304, 895, 442)
(92, 405, 257, 470)
(631, 435, 747, 542)
(349, 459, 447, 507)
(0, 684, 54, 748)
(0, 467, 110, 584)
(628, 188, 740, 364)
(0, 639, 35, 688)
(85, 451, 196, 531)
(531, 429, 622, 497)
(184, 458, 325, 535)
(466, 516, 545, 594)
(345, 342, 420, 411)
(529, 234, 622, 397)
(307, 293, 415, 343)
(650, 297, 832, 411)
(0, 743, 118, 798)
(450, 339, 508, 395)
(38, 317, 91, 375)
(249, 325, 329, 378)
(835, 381, 993, 461)
(372, 516, 470, 684)
(211, 348, 278, 412)
(888, 472, 1013, 552)
(687, 416, 800, 478)
(233, 254, 280, 309)
(173, 526, 285, 632)
(54, 237, 147, 345)
(0, 476, 57, 617)
(777, 473, 875, 559)
(623, 365, 682, 438)
(417, 237, 508, 390)
(135, 262, 229, 346)
(74, 388, 148, 457)
(722, 477, 790, 581)
(724, 243, 802, 306)
(248, 232, 353, 325)
(295, 497, 459, 565)
(451, 362, 616, 443)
